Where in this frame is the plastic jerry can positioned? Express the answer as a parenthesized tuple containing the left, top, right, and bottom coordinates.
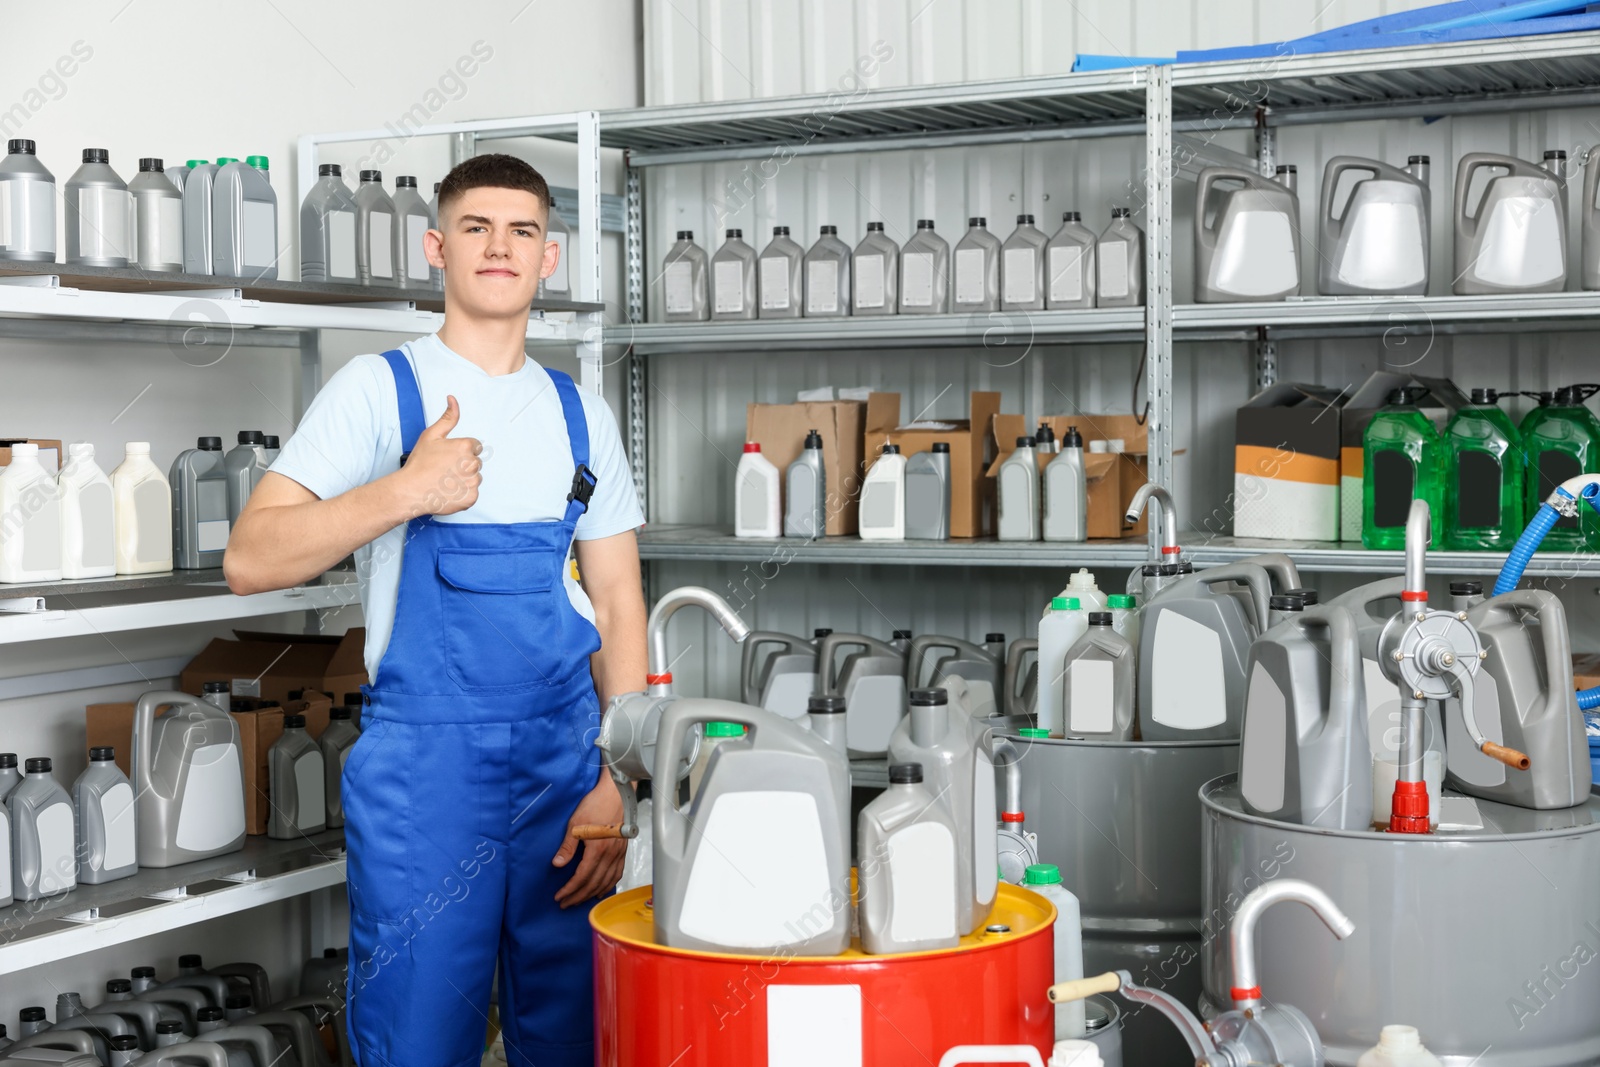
(854, 221, 899, 315)
(0, 783, 12, 905)
(1060, 613, 1135, 741)
(1096, 208, 1144, 307)
(859, 444, 907, 539)
(818, 631, 911, 757)
(733, 442, 781, 538)
(0, 753, 20, 801)
(537, 204, 571, 299)
(710, 229, 757, 320)
(783, 430, 826, 538)
(1036, 597, 1087, 735)
(0, 138, 56, 263)
(1443, 388, 1523, 550)
(1362, 387, 1443, 550)
(353, 170, 397, 286)
(663, 230, 709, 321)
(1454, 151, 1569, 294)
(887, 687, 998, 935)
(1318, 155, 1430, 296)
(212, 156, 277, 280)
(1023, 864, 1086, 1040)
(170, 437, 229, 570)
(1194, 166, 1301, 302)
(953, 217, 1001, 312)
(132, 691, 246, 867)
(112, 442, 172, 574)
(52, 995, 139, 1065)
(807, 695, 849, 756)
(64, 148, 131, 267)
(757, 225, 803, 318)
(1583, 150, 1600, 290)
(1045, 211, 1097, 310)
(1138, 562, 1272, 741)
(904, 444, 952, 539)
(0, 442, 61, 583)
(298, 163, 359, 284)
(1000, 214, 1048, 311)
(651, 698, 851, 955)
(72, 746, 136, 885)
(94, 980, 164, 1049)
(899, 219, 950, 314)
(392, 175, 432, 289)
(1359, 1025, 1444, 1067)
(857, 762, 962, 954)
(998, 436, 1041, 541)
(9, 758, 74, 900)
(741, 629, 824, 719)
(1042, 427, 1087, 542)
(319, 705, 360, 829)
(1241, 603, 1373, 829)
(223, 431, 269, 523)
(804, 225, 852, 317)
(300, 946, 348, 1005)
(268, 715, 326, 839)
(908, 635, 1003, 717)
(1520, 384, 1600, 552)
(182, 160, 220, 274)
(1448, 589, 1589, 810)
(129, 158, 183, 273)
(60, 443, 116, 580)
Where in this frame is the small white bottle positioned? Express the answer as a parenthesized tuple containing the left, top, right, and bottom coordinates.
(1061, 568, 1108, 615)
(804, 225, 852, 317)
(0, 443, 62, 584)
(1050, 1040, 1102, 1066)
(1096, 208, 1145, 308)
(1358, 1025, 1444, 1067)
(757, 226, 803, 319)
(1001, 214, 1049, 312)
(997, 435, 1041, 542)
(1045, 212, 1098, 310)
(1036, 597, 1088, 735)
(853, 222, 899, 316)
(733, 442, 781, 538)
(1024, 863, 1086, 1039)
(952, 217, 1001, 312)
(858, 444, 907, 540)
(1042, 426, 1088, 542)
(111, 442, 173, 574)
(711, 228, 757, 320)
(58, 442, 115, 579)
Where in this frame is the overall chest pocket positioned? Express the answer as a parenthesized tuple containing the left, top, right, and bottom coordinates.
(437, 547, 568, 690)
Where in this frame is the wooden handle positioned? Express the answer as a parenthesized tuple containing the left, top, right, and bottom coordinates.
(1482, 742, 1531, 770)
(571, 824, 625, 840)
(1047, 972, 1121, 1003)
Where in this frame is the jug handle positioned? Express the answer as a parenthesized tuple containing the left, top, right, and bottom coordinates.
(907, 635, 971, 688)
(4, 1030, 98, 1056)
(739, 631, 810, 705)
(1587, 153, 1600, 220)
(1330, 576, 1404, 625)
(652, 697, 782, 861)
(275, 994, 352, 1067)
(1193, 167, 1241, 252)
(1455, 154, 1508, 230)
(133, 690, 199, 800)
(1004, 638, 1038, 720)
(130, 1040, 232, 1067)
(244, 1010, 323, 1067)
(1472, 588, 1578, 709)
(191, 1026, 280, 1067)
(1239, 552, 1302, 594)
(816, 633, 883, 694)
(1295, 605, 1363, 743)
(1320, 157, 1379, 228)
(1196, 564, 1273, 631)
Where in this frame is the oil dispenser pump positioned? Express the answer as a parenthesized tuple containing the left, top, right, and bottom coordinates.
(1049, 879, 1356, 1067)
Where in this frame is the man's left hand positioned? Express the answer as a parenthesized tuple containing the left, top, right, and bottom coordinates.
(553, 773, 628, 908)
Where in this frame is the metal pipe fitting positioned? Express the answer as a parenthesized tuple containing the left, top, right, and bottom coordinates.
(646, 586, 752, 694)
(1229, 879, 1355, 1011)
(1403, 499, 1430, 599)
(1124, 483, 1179, 558)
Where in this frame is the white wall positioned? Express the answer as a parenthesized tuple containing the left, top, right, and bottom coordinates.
(0, 0, 638, 1017)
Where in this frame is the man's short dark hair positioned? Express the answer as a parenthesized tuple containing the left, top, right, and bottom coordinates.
(437, 153, 551, 224)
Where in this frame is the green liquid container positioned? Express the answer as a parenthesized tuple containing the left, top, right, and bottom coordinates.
(1443, 388, 1524, 550)
(1362, 387, 1443, 550)
(1519, 384, 1600, 552)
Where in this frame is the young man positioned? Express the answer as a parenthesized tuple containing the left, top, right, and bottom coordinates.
(225, 154, 646, 1067)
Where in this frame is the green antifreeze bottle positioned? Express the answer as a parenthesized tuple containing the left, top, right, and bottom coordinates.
(1443, 388, 1523, 550)
(1520, 384, 1600, 552)
(1362, 387, 1443, 550)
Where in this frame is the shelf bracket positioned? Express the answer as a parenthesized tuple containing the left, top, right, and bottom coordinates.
(331, 300, 416, 312)
(0, 275, 59, 288)
(146, 886, 190, 901)
(152, 287, 244, 302)
(219, 869, 258, 884)
(1255, 114, 1276, 177)
(57, 907, 102, 925)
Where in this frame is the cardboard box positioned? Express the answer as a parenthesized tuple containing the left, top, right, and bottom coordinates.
(1339, 374, 1468, 541)
(1234, 384, 1348, 541)
(180, 629, 366, 709)
(867, 391, 1001, 539)
(987, 413, 1154, 540)
(0, 439, 63, 474)
(1574, 655, 1600, 692)
(745, 400, 866, 535)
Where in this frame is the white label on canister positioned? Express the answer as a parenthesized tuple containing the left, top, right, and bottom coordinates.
(901, 251, 933, 307)
(1049, 245, 1084, 302)
(176, 742, 244, 851)
(242, 200, 275, 270)
(713, 259, 745, 313)
(294, 752, 326, 831)
(1068, 658, 1114, 735)
(329, 211, 357, 279)
(1478, 194, 1565, 286)
(406, 215, 429, 282)
(369, 213, 394, 279)
(1150, 611, 1226, 728)
(954, 247, 985, 304)
(768, 985, 861, 1067)
(0, 182, 10, 247)
(80, 187, 129, 260)
(664, 260, 694, 313)
(100, 782, 136, 871)
(36, 801, 75, 894)
(759, 256, 790, 309)
(80, 482, 114, 569)
(807, 260, 838, 313)
(21, 481, 59, 573)
(886, 822, 958, 941)
(1240, 662, 1287, 813)
(1211, 210, 1297, 296)
(855, 253, 884, 308)
(159, 197, 183, 263)
(196, 518, 230, 553)
(973, 747, 997, 906)
(1099, 240, 1129, 299)
(0, 820, 10, 901)
(26, 184, 53, 255)
(1003, 246, 1036, 304)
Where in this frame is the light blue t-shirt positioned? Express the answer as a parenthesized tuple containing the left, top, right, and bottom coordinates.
(272, 333, 644, 679)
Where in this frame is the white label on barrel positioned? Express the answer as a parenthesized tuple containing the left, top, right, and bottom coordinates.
(767, 985, 861, 1067)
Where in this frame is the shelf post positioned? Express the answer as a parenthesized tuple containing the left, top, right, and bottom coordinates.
(1145, 65, 1175, 554)
(625, 163, 649, 517)
(1255, 334, 1277, 391)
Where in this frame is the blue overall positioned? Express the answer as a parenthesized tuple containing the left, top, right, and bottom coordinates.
(344, 350, 603, 1067)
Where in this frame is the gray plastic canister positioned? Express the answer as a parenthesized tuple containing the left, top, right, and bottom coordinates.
(72, 747, 137, 884)
(354, 170, 398, 286)
(267, 715, 325, 839)
(171, 437, 229, 570)
(1317, 155, 1430, 296)
(392, 175, 431, 288)
(212, 156, 278, 280)
(1194, 166, 1301, 302)
(1453, 151, 1569, 294)
(299, 164, 359, 284)
(183, 161, 220, 274)
(0, 139, 55, 262)
(64, 148, 131, 268)
(9, 757, 74, 900)
(904, 444, 951, 539)
(129, 158, 183, 272)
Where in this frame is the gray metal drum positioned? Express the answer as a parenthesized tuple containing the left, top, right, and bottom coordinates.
(1201, 776, 1600, 1067)
(1083, 994, 1124, 1067)
(1007, 735, 1239, 1067)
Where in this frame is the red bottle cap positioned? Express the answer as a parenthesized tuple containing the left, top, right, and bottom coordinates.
(743, 442, 761, 453)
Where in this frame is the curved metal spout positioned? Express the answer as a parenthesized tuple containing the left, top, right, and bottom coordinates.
(991, 737, 1023, 819)
(646, 586, 752, 695)
(1404, 499, 1430, 600)
(1229, 879, 1355, 1011)
(1124, 483, 1179, 559)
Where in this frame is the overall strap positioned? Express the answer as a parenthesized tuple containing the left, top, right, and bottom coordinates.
(381, 349, 427, 463)
(547, 367, 597, 525)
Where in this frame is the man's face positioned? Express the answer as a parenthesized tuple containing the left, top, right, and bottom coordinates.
(427, 186, 559, 319)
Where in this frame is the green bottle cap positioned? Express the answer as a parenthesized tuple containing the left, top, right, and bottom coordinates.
(1050, 596, 1083, 611)
(246, 154, 269, 170)
(1107, 594, 1133, 609)
(216, 157, 239, 165)
(704, 722, 745, 738)
(1024, 863, 1062, 885)
(1018, 727, 1050, 739)
(185, 159, 209, 168)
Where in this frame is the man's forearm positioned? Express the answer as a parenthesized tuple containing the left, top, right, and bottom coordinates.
(224, 475, 413, 595)
(589, 591, 648, 710)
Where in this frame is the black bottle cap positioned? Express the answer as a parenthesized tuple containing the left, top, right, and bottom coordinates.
(344, 692, 365, 707)
(1063, 426, 1084, 447)
(986, 632, 1006, 643)
(1087, 611, 1112, 625)
(82, 148, 109, 164)
(360, 169, 382, 182)
(1555, 385, 1581, 404)
(90, 746, 115, 761)
(893, 629, 914, 640)
(198, 1007, 225, 1023)
(889, 762, 924, 784)
(969, 216, 986, 227)
(808, 695, 847, 714)
(1178, 561, 1196, 573)
(916, 219, 935, 229)
(772, 225, 788, 236)
(24, 758, 50, 773)
(19, 1008, 45, 1023)
(225, 995, 252, 1010)
(813, 627, 833, 638)
(1270, 594, 1304, 612)
(882, 443, 900, 455)
(179, 954, 202, 968)
(204, 680, 229, 693)
(1035, 424, 1055, 442)
(1470, 387, 1500, 404)
(284, 714, 306, 729)
(396, 175, 417, 188)
(1408, 155, 1430, 165)
(318, 163, 342, 177)
(110, 1035, 139, 1051)
(1111, 207, 1131, 218)
(1061, 210, 1081, 222)
(106, 979, 132, 994)
(1141, 563, 1163, 576)
(1016, 436, 1035, 448)
(239, 430, 264, 444)
(932, 442, 950, 453)
(1282, 588, 1318, 605)
(725, 228, 741, 238)
(7, 140, 35, 155)
(0, 754, 14, 769)
(1157, 563, 1183, 576)
(1276, 164, 1297, 174)
(139, 157, 163, 172)
(677, 230, 693, 240)
(1387, 387, 1422, 405)
(263, 435, 280, 449)
(156, 1021, 184, 1035)
(1546, 150, 1568, 160)
(330, 706, 353, 720)
(820, 225, 837, 235)
(131, 967, 156, 979)
(1018, 214, 1034, 224)
(909, 687, 948, 706)
(867, 221, 885, 231)
(197, 436, 222, 450)
(1451, 580, 1484, 596)
(804, 430, 823, 449)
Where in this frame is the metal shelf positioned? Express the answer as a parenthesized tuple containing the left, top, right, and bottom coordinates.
(1173, 292, 1600, 340)
(0, 569, 225, 602)
(0, 831, 345, 973)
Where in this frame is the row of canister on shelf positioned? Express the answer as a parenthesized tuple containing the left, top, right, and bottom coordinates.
(0, 433, 277, 584)
(660, 210, 1147, 320)
(0, 951, 350, 1064)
